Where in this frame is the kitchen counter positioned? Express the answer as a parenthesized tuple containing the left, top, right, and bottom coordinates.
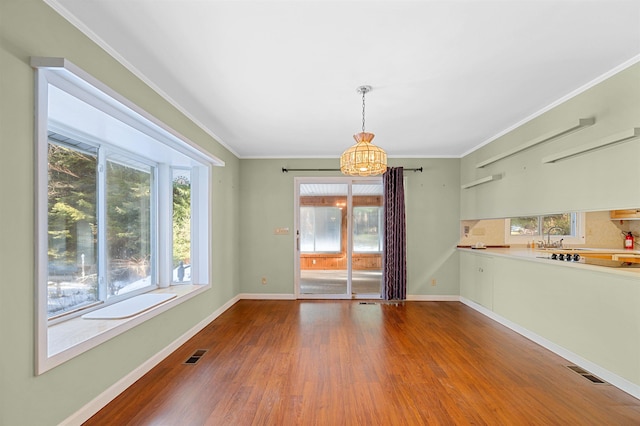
(457, 247, 640, 278)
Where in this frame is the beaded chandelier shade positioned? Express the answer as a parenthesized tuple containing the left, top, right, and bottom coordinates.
(340, 86, 388, 176)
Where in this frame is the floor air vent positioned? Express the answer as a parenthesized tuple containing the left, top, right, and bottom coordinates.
(567, 366, 588, 375)
(582, 374, 606, 384)
(184, 349, 207, 365)
(567, 365, 607, 384)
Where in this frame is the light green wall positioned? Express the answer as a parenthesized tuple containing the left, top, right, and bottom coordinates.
(0, 1, 240, 425)
(239, 158, 461, 296)
(458, 60, 640, 390)
(461, 62, 640, 219)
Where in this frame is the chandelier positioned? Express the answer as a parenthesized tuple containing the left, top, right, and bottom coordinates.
(340, 85, 387, 176)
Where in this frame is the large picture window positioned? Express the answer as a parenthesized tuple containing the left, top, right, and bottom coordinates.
(105, 157, 153, 299)
(34, 57, 222, 373)
(172, 169, 192, 283)
(47, 140, 99, 317)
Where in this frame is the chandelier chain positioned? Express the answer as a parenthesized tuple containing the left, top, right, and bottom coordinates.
(361, 89, 366, 133)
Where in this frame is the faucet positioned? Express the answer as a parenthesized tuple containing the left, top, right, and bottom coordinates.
(546, 226, 564, 248)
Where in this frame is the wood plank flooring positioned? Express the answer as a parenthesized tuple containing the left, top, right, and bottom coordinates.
(84, 301, 640, 425)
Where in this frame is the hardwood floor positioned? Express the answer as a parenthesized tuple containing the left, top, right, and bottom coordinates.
(84, 301, 640, 425)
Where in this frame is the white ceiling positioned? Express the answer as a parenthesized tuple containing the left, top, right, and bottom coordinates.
(49, 1, 640, 159)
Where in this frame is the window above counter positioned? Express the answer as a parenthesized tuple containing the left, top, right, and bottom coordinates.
(461, 210, 639, 250)
(505, 213, 585, 246)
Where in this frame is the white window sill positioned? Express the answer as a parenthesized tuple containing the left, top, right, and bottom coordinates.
(44, 284, 209, 371)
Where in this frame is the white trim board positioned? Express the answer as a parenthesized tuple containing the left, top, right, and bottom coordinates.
(238, 293, 296, 300)
(406, 295, 460, 302)
(238, 294, 459, 301)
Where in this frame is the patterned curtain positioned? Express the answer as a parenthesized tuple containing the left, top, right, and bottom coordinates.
(382, 167, 406, 300)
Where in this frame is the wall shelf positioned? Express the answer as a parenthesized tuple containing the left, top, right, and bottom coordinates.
(542, 127, 640, 163)
(476, 117, 595, 168)
(610, 209, 640, 220)
(461, 174, 503, 189)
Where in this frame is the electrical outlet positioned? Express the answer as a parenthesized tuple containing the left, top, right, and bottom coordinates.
(431, 278, 437, 286)
(261, 277, 267, 285)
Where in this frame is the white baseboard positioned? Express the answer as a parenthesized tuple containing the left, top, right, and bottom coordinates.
(406, 294, 460, 301)
(459, 297, 640, 401)
(238, 293, 296, 300)
(238, 294, 459, 302)
(60, 294, 241, 426)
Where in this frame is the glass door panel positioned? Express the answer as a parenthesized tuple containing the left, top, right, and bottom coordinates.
(298, 183, 349, 295)
(351, 182, 383, 296)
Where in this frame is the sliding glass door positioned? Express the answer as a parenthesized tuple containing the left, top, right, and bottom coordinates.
(351, 182, 384, 297)
(295, 178, 383, 299)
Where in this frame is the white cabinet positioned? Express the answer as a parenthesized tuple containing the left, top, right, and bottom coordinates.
(476, 256, 494, 309)
(459, 63, 640, 220)
(459, 251, 493, 309)
(459, 250, 640, 391)
(459, 251, 476, 301)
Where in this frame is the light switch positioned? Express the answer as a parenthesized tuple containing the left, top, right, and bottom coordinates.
(274, 227, 290, 235)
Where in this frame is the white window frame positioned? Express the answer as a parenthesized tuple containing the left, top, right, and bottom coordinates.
(171, 167, 194, 284)
(46, 138, 160, 315)
(33, 57, 223, 374)
(505, 212, 586, 245)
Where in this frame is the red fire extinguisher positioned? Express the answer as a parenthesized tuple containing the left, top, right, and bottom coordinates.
(625, 232, 634, 249)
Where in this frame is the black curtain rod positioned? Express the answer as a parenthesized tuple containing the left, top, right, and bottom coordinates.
(282, 167, 423, 173)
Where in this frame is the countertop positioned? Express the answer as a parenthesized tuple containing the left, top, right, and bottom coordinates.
(457, 247, 640, 278)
